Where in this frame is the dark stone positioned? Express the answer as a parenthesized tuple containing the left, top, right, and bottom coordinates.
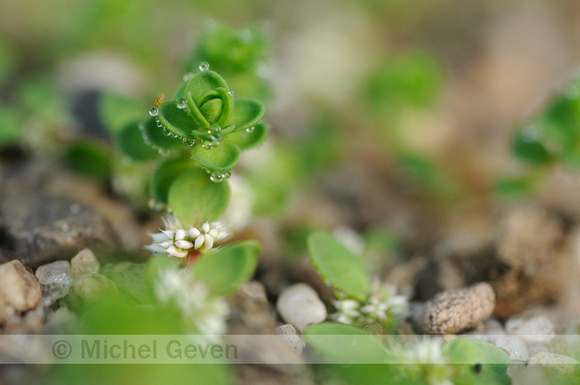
(0, 158, 143, 268)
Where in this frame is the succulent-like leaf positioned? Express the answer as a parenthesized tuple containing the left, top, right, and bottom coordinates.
(191, 142, 241, 172)
(185, 70, 229, 104)
(141, 116, 184, 151)
(229, 98, 265, 132)
(117, 121, 159, 161)
(151, 156, 198, 203)
(307, 232, 371, 301)
(191, 241, 261, 295)
(157, 100, 196, 139)
(227, 122, 270, 151)
(168, 167, 231, 225)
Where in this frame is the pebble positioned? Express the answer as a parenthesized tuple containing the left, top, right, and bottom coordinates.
(0, 260, 42, 323)
(276, 283, 327, 332)
(420, 282, 495, 334)
(35, 260, 70, 285)
(70, 248, 100, 278)
(240, 281, 268, 302)
(275, 324, 306, 354)
(68, 273, 119, 309)
(485, 335, 530, 362)
(528, 351, 580, 377)
(505, 315, 555, 344)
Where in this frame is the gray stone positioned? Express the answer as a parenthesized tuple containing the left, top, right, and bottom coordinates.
(68, 273, 119, 309)
(276, 283, 327, 332)
(35, 260, 70, 285)
(506, 315, 555, 344)
(421, 282, 495, 334)
(70, 249, 100, 278)
(0, 260, 42, 323)
(275, 324, 305, 354)
(0, 159, 144, 267)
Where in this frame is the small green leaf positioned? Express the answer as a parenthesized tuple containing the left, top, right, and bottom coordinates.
(191, 241, 261, 295)
(168, 168, 231, 225)
(117, 121, 159, 160)
(64, 141, 112, 179)
(185, 70, 229, 104)
(304, 323, 390, 364)
(0, 106, 21, 146)
(199, 98, 223, 124)
(151, 157, 198, 203)
(157, 100, 196, 139)
(99, 93, 144, 134)
(513, 134, 552, 165)
(229, 98, 265, 132)
(443, 337, 511, 385)
(227, 122, 270, 151)
(191, 142, 241, 172)
(307, 232, 371, 301)
(142, 116, 184, 151)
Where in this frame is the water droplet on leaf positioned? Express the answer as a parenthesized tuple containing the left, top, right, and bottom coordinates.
(199, 62, 210, 71)
(210, 172, 224, 183)
(177, 97, 187, 109)
(149, 107, 158, 117)
(246, 126, 255, 133)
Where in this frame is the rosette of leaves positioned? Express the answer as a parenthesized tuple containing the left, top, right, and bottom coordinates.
(154, 66, 266, 179)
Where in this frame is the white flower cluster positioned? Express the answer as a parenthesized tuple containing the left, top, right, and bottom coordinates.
(332, 280, 408, 325)
(146, 216, 230, 258)
(155, 268, 229, 338)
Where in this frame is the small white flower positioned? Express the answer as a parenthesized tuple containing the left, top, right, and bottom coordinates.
(145, 215, 231, 258)
(331, 281, 409, 326)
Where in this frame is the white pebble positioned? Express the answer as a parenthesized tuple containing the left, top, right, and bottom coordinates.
(35, 261, 70, 285)
(506, 315, 555, 344)
(70, 249, 100, 278)
(484, 335, 529, 362)
(275, 324, 305, 354)
(276, 283, 327, 332)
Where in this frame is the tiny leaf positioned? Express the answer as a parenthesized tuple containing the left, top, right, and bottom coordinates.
(157, 100, 196, 139)
(185, 70, 229, 103)
(307, 232, 371, 301)
(142, 116, 185, 151)
(191, 142, 241, 172)
(168, 168, 231, 225)
(304, 323, 390, 364)
(117, 121, 159, 160)
(227, 122, 270, 151)
(151, 157, 198, 203)
(229, 98, 265, 132)
(192, 241, 261, 295)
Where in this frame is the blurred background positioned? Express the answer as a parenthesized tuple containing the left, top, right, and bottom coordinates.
(2, 0, 580, 269)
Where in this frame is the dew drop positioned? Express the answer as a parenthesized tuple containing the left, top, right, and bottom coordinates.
(210, 172, 224, 183)
(177, 97, 187, 109)
(163, 128, 171, 136)
(199, 61, 210, 71)
(138, 124, 144, 132)
(246, 126, 255, 133)
(183, 72, 194, 81)
(227, 90, 234, 97)
(224, 172, 231, 179)
(149, 107, 158, 117)
(158, 149, 170, 156)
